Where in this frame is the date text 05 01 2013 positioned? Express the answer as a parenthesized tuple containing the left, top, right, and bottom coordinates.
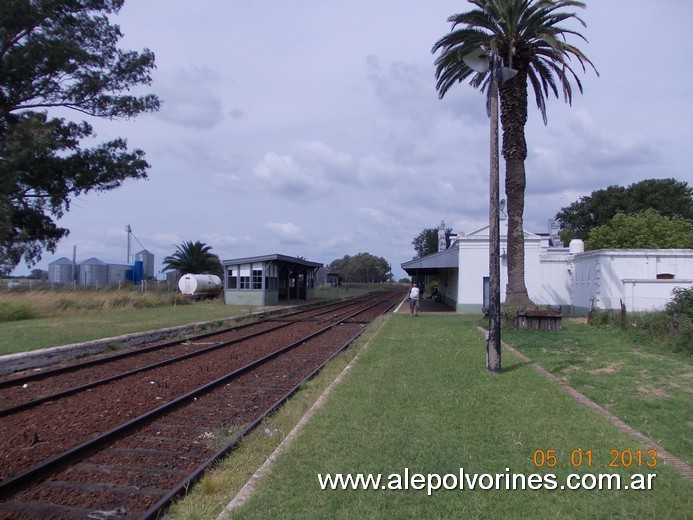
(532, 449, 657, 469)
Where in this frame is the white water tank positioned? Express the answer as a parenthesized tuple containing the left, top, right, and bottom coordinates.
(569, 239, 585, 254)
(178, 274, 222, 297)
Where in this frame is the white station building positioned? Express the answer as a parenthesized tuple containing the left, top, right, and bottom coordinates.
(402, 218, 693, 315)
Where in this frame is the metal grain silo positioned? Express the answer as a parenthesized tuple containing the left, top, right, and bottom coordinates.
(48, 257, 75, 284)
(78, 257, 109, 286)
(135, 249, 155, 279)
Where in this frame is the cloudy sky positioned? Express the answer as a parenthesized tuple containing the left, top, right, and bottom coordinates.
(18, 0, 693, 280)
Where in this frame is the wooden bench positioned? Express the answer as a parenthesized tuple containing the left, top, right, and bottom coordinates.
(515, 307, 563, 330)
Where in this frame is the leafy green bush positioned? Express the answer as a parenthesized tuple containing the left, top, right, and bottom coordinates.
(664, 287, 693, 353)
(666, 286, 693, 317)
(0, 303, 35, 322)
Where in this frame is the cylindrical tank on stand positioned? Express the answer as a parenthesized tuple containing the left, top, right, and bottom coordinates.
(178, 274, 222, 298)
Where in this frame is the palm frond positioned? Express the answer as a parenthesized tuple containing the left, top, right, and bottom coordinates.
(432, 0, 597, 124)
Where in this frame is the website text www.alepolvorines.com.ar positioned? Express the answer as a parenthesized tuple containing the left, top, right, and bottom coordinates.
(317, 468, 657, 495)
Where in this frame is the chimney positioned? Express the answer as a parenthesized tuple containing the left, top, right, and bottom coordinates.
(438, 220, 446, 252)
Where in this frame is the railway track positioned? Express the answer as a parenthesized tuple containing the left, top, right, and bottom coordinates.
(0, 290, 401, 519)
(0, 295, 387, 414)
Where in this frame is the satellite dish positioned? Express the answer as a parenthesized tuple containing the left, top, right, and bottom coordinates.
(462, 48, 489, 73)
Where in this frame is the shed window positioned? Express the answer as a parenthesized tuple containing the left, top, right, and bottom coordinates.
(239, 264, 251, 289)
(252, 269, 262, 289)
(227, 268, 237, 289)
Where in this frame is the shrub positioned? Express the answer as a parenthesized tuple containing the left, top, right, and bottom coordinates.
(670, 319, 693, 354)
(664, 287, 693, 354)
(0, 303, 35, 322)
(665, 287, 693, 318)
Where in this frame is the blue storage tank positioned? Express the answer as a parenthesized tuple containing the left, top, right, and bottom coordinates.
(133, 260, 143, 284)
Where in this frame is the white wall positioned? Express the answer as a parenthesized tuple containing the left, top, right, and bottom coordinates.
(456, 239, 507, 312)
(533, 254, 572, 306)
(571, 250, 693, 313)
(454, 228, 692, 313)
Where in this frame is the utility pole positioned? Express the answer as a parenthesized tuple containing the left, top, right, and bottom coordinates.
(486, 48, 502, 375)
(126, 224, 132, 264)
(462, 45, 516, 374)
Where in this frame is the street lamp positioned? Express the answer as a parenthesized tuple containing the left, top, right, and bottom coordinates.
(463, 45, 516, 374)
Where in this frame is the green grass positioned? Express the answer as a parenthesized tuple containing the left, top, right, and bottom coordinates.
(0, 284, 381, 356)
(167, 315, 691, 519)
(502, 319, 692, 466)
(0, 301, 254, 355)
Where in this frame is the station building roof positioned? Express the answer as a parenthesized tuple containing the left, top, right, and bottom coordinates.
(222, 254, 323, 269)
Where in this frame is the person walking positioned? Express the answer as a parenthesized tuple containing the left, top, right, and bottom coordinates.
(408, 282, 420, 316)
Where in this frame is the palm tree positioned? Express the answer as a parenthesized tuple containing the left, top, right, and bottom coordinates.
(162, 240, 222, 276)
(432, 0, 597, 307)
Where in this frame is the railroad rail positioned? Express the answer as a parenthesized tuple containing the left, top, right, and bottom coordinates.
(0, 290, 401, 519)
(0, 294, 387, 415)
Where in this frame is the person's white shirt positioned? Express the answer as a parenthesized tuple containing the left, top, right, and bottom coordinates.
(409, 286, 420, 299)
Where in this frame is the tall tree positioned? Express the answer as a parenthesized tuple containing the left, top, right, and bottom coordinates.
(432, 0, 597, 307)
(412, 226, 454, 258)
(0, 0, 160, 275)
(162, 241, 222, 277)
(586, 209, 693, 251)
(329, 253, 392, 283)
(412, 228, 438, 258)
(557, 178, 693, 244)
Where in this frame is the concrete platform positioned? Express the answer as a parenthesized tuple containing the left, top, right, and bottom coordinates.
(395, 296, 456, 314)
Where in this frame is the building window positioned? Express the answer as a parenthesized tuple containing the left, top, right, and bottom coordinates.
(239, 264, 251, 290)
(252, 269, 262, 289)
(227, 268, 237, 289)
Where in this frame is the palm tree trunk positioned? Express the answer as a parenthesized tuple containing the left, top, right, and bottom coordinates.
(504, 157, 532, 307)
(500, 71, 533, 309)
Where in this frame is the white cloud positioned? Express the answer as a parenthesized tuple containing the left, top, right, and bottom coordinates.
(154, 67, 225, 129)
(265, 222, 305, 245)
(253, 152, 323, 201)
